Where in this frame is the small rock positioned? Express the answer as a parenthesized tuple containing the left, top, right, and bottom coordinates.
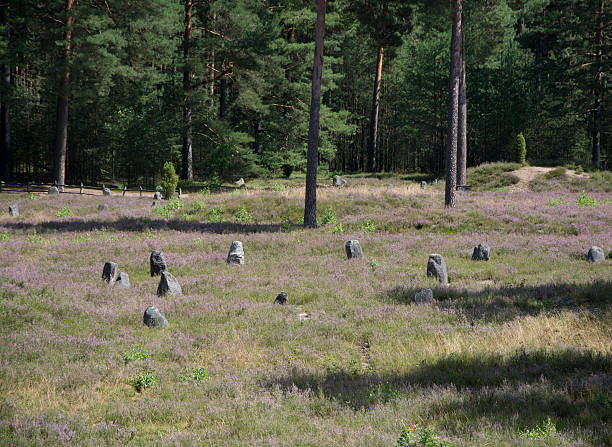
(114, 272, 130, 288)
(414, 288, 434, 304)
(8, 204, 19, 217)
(103, 187, 111, 196)
(58, 186, 65, 193)
(102, 261, 119, 283)
(274, 292, 288, 305)
(587, 246, 605, 263)
(48, 186, 59, 195)
(421, 181, 427, 190)
(150, 250, 167, 277)
(98, 204, 109, 212)
(345, 240, 363, 259)
(427, 254, 448, 285)
(157, 271, 182, 296)
(235, 178, 245, 188)
(154, 191, 162, 200)
(143, 306, 168, 329)
(297, 312, 310, 321)
(333, 175, 347, 187)
(472, 243, 490, 261)
(227, 241, 245, 264)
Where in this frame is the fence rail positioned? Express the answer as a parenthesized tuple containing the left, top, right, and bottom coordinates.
(0, 181, 179, 198)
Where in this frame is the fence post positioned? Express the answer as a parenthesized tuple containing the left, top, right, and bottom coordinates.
(123, 185, 127, 197)
(80, 182, 83, 195)
(139, 186, 143, 199)
(178, 188, 182, 200)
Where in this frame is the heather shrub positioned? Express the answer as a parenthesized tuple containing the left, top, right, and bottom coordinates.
(0, 231, 8, 242)
(160, 161, 179, 199)
(515, 133, 526, 164)
(234, 206, 253, 223)
(467, 162, 521, 191)
(55, 206, 73, 218)
(122, 346, 151, 364)
(129, 371, 157, 392)
(396, 424, 451, 447)
(545, 167, 567, 179)
(320, 208, 338, 226)
(518, 417, 557, 440)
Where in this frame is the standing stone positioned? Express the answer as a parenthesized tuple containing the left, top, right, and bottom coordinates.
(103, 187, 111, 196)
(8, 204, 19, 217)
(153, 191, 162, 200)
(98, 204, 109, 212)
(178, 188, 182, 200)
(427, 254, 448, 285)
(587, 246, 605, 263)
(345, 240, 363, 259)
(421, 181, 427, 190)
(102, 261, 119, 283)
(48, 186, 59, 195)
(414, 288, 434, 304)
(80, 183, 83, 195)
(227, 241, 245, 264)
(143, 306, 168, 329)
(139, 186, 143, 198)
(235, 178, 245, 188)
(333, 175, 347, 187)
(433, 179, 438, 185)
(157, 271, 182, 296)
(114, 272, 131, 288)
(472, 243, 491, 261)
(150, 250, 167, 276)
(274, 292, 288, 305)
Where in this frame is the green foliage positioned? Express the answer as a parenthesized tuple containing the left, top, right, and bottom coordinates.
(0, 231, 9, 242)
(546, 198, 565, 206)
(26, 231, 57, 245)
(155, 198, 183, 218)
(180, 367, 208, 384)
(55, 206, 73, 218)
(369, 382, 397, 402)
(28, 193, 38, 200)
(280, 220, 292, 232)
(360, 219, 376, 232)
(396, 424, 451, 447)
(369, 259, 379, 271)
(122, 346, 151, 364)
(518, 417, 557, 440)
(129, 371, 157, 393)
(331, 224, 344, 234)
(467, 163, 521, 191)
(207, 207, 224, 222)
(161, 162, 179, 200)
(320, 208, 338, 226)
(545, 167, 567, 179)
(576, 191, 597, 207)
(234, 206, 253, 224)
(514, 133, 527, 164)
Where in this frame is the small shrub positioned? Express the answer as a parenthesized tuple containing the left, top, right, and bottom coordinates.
(545, 167, 567, 179)
(234, 206, 253, 223)
(396, 424, 451, 447)
(320, 208, 338, 226)
(546, 198, 565, 206)
(28, 193, 38, 200)
(515, 133, 526, 164)
(191, 201, 205, 213)
(129, 371, 157, 393)
(207, 207, 224, 222)
(331, 223, 344, 234)
(0, 231, 9, 242)
(160, 161, 179, 199)
(576, 191, 597, 207)
(369, 382, 397, 402)
(280, 220, 292, 232)
(361, 219, 376, 232)
(181, 367, 208, 384)
(518, 417, 557, 440)
(369, 259, 379, 271)
(122, 346, 151, 364)
(56, 206, 73, 218)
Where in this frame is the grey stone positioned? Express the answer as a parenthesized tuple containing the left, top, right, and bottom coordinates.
(414, 288, 434, 304)
(333, 175, 347, 187)
(114, 272, 131, 288)
(345, 240, 363, 259)
(150, 250, 167, 276)
(103, 187, 111, 196)
(98, 204, 109, 212)
(227, 241, 245, 264)
(297, 312, 310, 321)
(143, 306, 168, 329)
(274, 292, 288, 305)
(433, 179, 438, 185)
(472, 243, 491, 261)
(102, 261, 119, 283)
(48, 186, 59, 195)
(421, 181, 427, 190)
(8, 204, 19, 217)
(427, 254, 448, 285)
(587, 246, 605, 263)
(58, 186, 65, 193)
(152, 200, 158, 207)
(154, 191, 162, 200)
(157, 271, 182, 296)
(235, 178, 245, 188)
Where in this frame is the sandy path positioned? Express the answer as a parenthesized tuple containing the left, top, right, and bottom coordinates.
(508, 166, 589, 191)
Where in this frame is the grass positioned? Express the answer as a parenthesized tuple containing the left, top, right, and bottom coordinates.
(0, 165, 610, 446)
(466, 162, 521, 191)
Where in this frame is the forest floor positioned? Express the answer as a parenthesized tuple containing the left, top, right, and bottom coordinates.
(0, 165, 611, 446)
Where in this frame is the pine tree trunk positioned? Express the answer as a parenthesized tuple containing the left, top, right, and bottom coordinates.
(182, 0, 194, 181)
(592, 0, 603, 169)
(219, 71, 227, 118)
(367, 45, 384, 173)
(53, 0, 74, 187)
(457, 19, 467, 186)
(445, 0, 462, 208)
(304, 0, 326, 228)
(0, 64, 11, 181)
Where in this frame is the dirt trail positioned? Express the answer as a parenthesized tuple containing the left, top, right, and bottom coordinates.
(508, 166, 589, 191)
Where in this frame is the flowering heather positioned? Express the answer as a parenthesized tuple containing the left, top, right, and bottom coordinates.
(0, 176, 610, 446)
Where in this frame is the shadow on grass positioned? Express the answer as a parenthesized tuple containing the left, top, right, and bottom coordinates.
(1, 217, 290, 234)
(384, 280, 612, 323)
(265, 348, 612, 444)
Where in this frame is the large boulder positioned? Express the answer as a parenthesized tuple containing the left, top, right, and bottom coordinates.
(157, 271, 182, 296)
(48, 186, 59, 195)
(150, 250, 167, 277)
(274, 292, 288, 305)
(333, 175, 347, 187)
(345, 240, 363, 259)
(472, 243, 490, 261)
(427, 254, 448, 285)
(414, 288, 434, 304)
(587, 246, 605, 263)
(227, 241, 245, 264)
(143, 306, 168, 329)
(8, 204, 19, 217)
(114, 272, 131, 288)
(102, 261, 119, 283)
